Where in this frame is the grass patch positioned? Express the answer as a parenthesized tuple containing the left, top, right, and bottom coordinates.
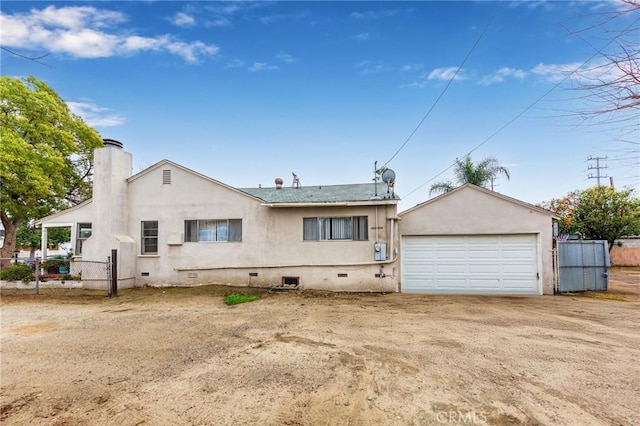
(0, 285, 268, 306)
(223, 293, 260, 305)
(571, 291, 629, 302)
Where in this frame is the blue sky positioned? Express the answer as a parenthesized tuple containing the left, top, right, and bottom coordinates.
(1, 1, 638, 209)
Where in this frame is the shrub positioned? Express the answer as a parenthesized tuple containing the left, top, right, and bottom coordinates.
(0, 264, 34, 283)
(41, 258, 67, 269)
(62, 274, 81, 281)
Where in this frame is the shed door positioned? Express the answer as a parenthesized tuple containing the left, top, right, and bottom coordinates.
(401, 235, 539, 295)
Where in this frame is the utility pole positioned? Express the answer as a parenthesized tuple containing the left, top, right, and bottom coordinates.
(586, 156, 608, 186)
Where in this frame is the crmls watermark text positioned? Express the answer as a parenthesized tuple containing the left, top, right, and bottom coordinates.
(436, 410, 487, 424)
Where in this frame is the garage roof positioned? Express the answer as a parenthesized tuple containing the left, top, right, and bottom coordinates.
(400, 183, 557, 217)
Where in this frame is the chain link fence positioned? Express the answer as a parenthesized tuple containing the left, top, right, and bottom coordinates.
(1, 256, 111, 293)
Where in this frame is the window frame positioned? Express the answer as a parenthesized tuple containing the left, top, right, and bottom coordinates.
(76, 222, 92, 255)
(303, 216, 368, 241)
(184, 219, 242, 243)
(141, 220, 159, 255)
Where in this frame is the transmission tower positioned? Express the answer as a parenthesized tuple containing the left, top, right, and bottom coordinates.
(586, 156, 608, 186)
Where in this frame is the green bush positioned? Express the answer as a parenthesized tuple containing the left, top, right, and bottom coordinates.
(41, 258, 67, 269)
(0, 264, 34, 283)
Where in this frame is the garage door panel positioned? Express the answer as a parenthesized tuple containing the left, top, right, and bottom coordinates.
(468, 264, 502, 274)
(435, 278, 470, 288)
(502, 264, 536, 273)
(402, 235, 540, 295)
(502, 249, 535, 259)
(467, 279, 501, 289)
(435, 250, 467, 260)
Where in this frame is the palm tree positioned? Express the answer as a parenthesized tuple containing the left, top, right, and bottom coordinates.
(429, 155, 510, 196)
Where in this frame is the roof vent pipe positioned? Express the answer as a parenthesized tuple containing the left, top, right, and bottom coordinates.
(275, 178, 283, 189)
(103, 138, 123, 149)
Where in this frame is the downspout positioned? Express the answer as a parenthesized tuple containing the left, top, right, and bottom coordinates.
(390, 215, 399, 293)
(375, 205, 379, 242)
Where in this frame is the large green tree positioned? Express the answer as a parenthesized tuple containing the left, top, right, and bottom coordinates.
(429, 155, 510, 196)
(544, 187, 640, 251)
(539, 190, 581, 236)
(572, 187, 640, 251)
(0, 76, 103, 266)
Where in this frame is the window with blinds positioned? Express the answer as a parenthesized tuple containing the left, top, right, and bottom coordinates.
(184, 219, 242, 242)
(303, 216, 368, 241)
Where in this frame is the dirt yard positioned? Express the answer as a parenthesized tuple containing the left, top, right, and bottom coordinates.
(1, 268, 639, 425)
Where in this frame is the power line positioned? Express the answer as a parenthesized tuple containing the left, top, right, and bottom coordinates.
(382, 1, 503, 167)
(402, 15, 640, 200)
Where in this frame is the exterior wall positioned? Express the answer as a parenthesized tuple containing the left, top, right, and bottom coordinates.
(127, 164, 399, 291)
(399, 186, 555, 294)
(610, 238, 640, 266)
(82, 146, 136, 283)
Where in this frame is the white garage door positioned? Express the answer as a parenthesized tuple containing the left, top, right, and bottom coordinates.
(402, 235, 540, 295)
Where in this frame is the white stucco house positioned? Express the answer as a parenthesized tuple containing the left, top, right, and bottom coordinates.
(36, 140, 556, 295)
(36, 140, 400, 291)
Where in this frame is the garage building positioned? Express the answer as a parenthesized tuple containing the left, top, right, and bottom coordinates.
(398, 184, 556, 295)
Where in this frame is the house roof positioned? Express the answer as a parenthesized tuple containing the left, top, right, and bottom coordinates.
(399, 183, 557, 217)
(239, 183, 399, 204)
(131, 160, 398, 205)
(127, 159, 264, 203)
(35, 199, 93, 226)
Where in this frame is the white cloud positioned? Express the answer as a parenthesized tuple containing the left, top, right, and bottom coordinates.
(532, 59, 626, 86)
(354, 32, 369, 41)
(401, 81, 429, 89)
(531, 62, 583, 83)
(249, 62, 279, 72)
(401, 66, 465, 88)
(201, 2, 270, 27)
(0, 6, 218, 63)
(206, 18, 231, 27)
(275, 52, 296, 63)
(259, 11, 310, 25)
(478, 67, 527, 86)
(351, 10, 398, 20)
(166, 41, 219, 63)
(30, 5, 126, 29)
(172, 12, 196, 27)
(122, 35, 164, 52)
(508, 0, 553, 11)
(66, 101, 125, 127)
(224, 59, 245, 69)
(427, 67, 466, 81)
(356, 60, 392, 75)
(400, 64, 423, 72)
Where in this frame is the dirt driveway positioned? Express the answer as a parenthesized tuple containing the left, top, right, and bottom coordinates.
(1, 269, 639, 425)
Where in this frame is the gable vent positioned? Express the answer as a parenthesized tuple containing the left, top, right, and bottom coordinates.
(162, 169, 171, 185)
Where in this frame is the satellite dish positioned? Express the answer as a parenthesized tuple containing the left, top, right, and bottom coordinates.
(381, 169, 396, 185)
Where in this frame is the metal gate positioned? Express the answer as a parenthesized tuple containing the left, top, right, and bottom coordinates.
(557, 240, 610, 293)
